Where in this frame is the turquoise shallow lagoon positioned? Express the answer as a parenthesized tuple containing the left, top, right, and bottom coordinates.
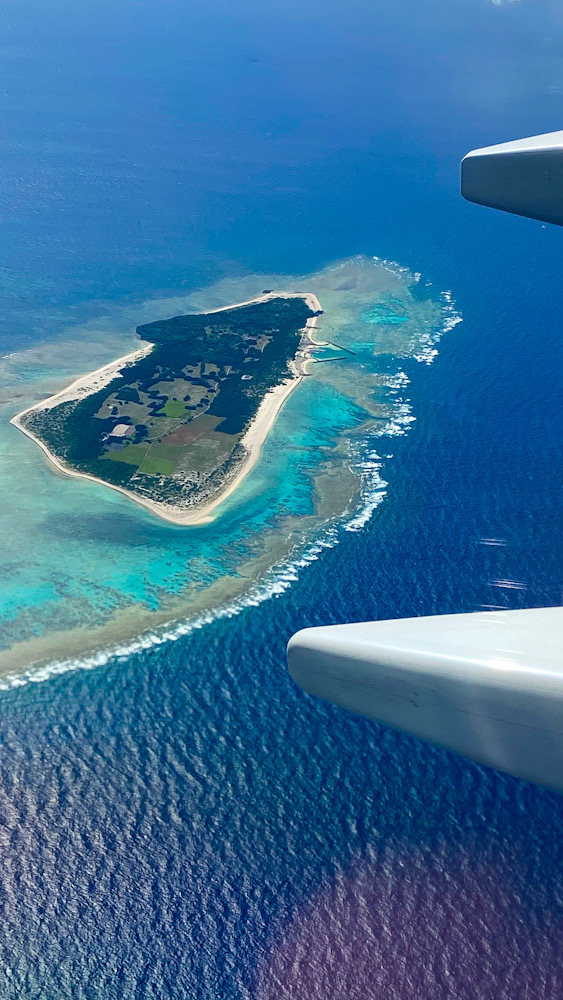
(0, 256, 457, 680)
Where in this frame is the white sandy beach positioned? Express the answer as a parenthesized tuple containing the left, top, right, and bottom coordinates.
(11, 292, 323, 526)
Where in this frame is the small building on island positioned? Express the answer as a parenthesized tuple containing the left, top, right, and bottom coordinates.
(109, 423, 135, 439)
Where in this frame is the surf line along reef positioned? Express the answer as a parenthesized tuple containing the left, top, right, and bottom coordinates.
(11, 293, 323, 526)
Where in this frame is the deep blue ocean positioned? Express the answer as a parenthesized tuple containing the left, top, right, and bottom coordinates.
(2, 0, 563, 996)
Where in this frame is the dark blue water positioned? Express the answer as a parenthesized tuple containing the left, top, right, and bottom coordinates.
(2, 0, 563, 995)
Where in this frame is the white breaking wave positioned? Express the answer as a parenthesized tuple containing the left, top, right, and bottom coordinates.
(343, 448, 388, 533)
(0, 524, 342, 692)
(414, 289, 462, 364)
(372, 255, 410, 280)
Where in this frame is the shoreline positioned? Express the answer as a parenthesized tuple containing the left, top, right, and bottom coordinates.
(10, 291, 323, 527)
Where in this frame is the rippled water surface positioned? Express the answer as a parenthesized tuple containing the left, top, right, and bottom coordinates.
(1, 0, 563, 996)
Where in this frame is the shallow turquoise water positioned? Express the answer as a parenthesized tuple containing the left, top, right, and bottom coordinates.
(363, 307, 408, 325)
(0, 257, 454, 675)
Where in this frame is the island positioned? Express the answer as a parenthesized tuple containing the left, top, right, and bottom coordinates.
(11, 292, 322, 525)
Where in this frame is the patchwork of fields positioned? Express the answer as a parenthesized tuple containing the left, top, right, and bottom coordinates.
(22, 295, 315, 510)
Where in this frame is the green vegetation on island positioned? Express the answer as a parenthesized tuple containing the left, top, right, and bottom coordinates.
(23, 296, 314, 510)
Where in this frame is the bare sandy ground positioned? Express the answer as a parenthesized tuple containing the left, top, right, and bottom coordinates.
(10, 292, 323, 526)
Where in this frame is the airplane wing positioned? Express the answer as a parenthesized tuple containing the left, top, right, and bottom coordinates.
(288, 133, 563, 791)
(289, 608, 563, 791)
(461, 130, 563, 225)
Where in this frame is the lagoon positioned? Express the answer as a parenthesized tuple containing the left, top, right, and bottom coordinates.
(0, 256, 454, 680)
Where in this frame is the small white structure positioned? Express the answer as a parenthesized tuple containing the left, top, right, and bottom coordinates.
(109, 423, 135, 438)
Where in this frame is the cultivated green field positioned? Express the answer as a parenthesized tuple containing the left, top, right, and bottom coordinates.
(24, 296, 314, 508)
